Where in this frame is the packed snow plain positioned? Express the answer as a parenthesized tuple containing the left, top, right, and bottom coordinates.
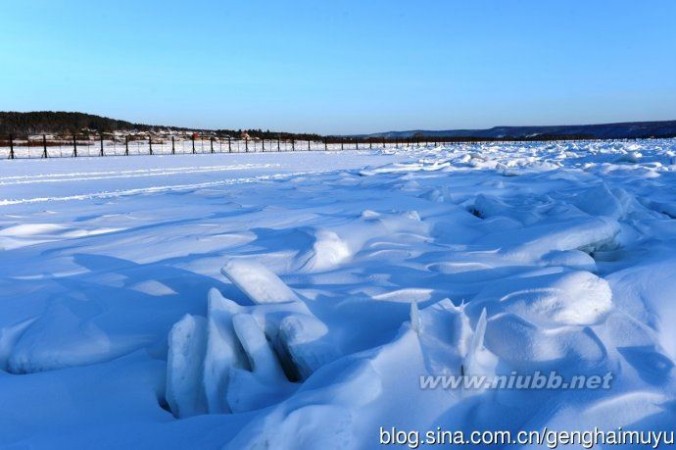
(0, 140, 675, 449)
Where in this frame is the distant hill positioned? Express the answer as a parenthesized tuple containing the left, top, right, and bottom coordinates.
(364, 120, 676, 140)
(0, 111, 322, 141)
(0, 111, 165, 136)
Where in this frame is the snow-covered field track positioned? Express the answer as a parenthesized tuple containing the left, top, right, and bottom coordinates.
(0, 141, 675, 449)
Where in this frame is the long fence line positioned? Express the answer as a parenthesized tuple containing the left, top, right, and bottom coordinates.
(0, 133, 626, 160)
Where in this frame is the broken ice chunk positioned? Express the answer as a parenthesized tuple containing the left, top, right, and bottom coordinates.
(166, 314, 208, 418)
(277, 314, 336, 380)
(202, 289, 247, 414)
(221, 260, 299, 304)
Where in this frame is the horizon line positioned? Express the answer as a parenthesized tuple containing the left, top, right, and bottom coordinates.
(2, 110, 676, 136)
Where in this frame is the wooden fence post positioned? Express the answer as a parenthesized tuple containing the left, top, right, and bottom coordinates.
(100, 133, 105, 156)
(9, 134, 14, 160)
(291, 138, 295, 151)
(341, 139, 344, 151)
(125, 136, 129, 156)
(43, 134, 48, 158)
(245, 137, 249, 152)
(324, 138, 327, 151)
(210, 137, 214, 153)
(228, 136, 232, 153)
(172, 136, 175, 155)
(192, 135, 196, 154)
(277, 136, 280, 152)
(73, 135, 78, 157)
(149, 136, 153, 155)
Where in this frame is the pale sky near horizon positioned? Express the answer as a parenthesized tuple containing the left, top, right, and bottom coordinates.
(1, 1, 675, 134)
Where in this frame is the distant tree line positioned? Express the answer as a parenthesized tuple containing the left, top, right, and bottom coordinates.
(0, 112, 164, 136)
(0, 112, 324, 140)
(215, 128, 324, 141)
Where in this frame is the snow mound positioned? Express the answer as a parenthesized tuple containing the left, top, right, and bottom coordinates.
(298, 230, 351, 272)
(484, 313, 607, 370)
(502, 217, 621, 261)
(226, 404, 355, 450)
(571, 183, 625, 219)
(547, 391, 675, 432)
(8, 300, 130, 373)
(473, 271, 613, 327)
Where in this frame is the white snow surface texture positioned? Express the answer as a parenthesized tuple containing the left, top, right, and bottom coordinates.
(0, 142, 675, 448)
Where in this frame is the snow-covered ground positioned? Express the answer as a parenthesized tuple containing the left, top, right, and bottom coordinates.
(0, 141, 675, 449)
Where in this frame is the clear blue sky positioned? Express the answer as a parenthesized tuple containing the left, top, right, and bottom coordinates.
(1, 1, 675, 134)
